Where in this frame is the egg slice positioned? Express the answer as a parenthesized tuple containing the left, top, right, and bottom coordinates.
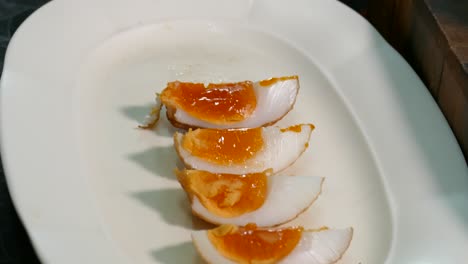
(176, 169, 323, 226)
(174, 124, 314, 174)
(192, 224, 353, 264)
(138, 94, 163, 129)
(140, 76, 299, 129)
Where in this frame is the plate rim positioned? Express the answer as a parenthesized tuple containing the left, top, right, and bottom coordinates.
(1, 0, 467, 263)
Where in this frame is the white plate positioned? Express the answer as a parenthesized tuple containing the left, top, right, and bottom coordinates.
(1, 0, 467, 263)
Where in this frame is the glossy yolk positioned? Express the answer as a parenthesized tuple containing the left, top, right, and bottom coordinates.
(258, 75, 298, 87)
(279, 123, 314, 133)
(208, 223, 303, 264)
(160, 81, 257, 124)
(182, 128, 264, 165)
(176, 170, 268, 217)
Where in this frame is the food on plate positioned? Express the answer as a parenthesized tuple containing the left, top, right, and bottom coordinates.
(192, 223, 353, 264)
(176, 169, 323, 226)
(135, 73, 356, 261)
(140, 76, 299, 129)
(138, 94, 163, 129)
(174, 124, 314, 174)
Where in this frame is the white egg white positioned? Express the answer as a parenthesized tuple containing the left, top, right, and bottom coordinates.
(279, 228, 353, 264)
(191, 175, 323, 226)
(171, 77, 299, 129)
(192, 227, 353, 264)
(174, 124, 313, 175)
(139, 94, 163, 129)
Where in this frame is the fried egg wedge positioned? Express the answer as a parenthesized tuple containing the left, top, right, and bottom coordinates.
(174, 124, 314, 175)
(176, 169, 323, 226)
(192, 224, 353, 264)
(140, 76, 299, 129)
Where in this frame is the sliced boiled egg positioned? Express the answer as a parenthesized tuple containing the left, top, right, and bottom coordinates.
(174, 124, 314, 174)
(176, 169, 323, 226)
(141, 76, 299, 129)
(192, 224, 353, 264)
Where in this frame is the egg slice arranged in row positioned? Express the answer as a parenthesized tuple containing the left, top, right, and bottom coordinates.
(192, 224, 353, 264)
(140, 76, 354, 263)
(176, 169, 323, 227)
(174, 124, 314, 175)
(140, 76, 299, 129)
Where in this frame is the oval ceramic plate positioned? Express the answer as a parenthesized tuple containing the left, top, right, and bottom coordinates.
(1, 0, 467, 263)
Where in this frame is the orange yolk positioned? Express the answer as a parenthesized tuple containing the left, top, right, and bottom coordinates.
(160, 81, 257, 124)
(176, 170, 269, 217)
(280, 123, 314, 133)
(258, 75, 298, 87)
(208, 223, 303, 264)
(181, 128, 264, 165)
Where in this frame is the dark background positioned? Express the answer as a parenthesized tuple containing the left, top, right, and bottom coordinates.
(0, 2, 49, 263)
(0, 4, 47, 263)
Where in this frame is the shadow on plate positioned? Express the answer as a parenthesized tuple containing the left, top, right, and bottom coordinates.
(127, 146, 184, 181)
(151, 241, 205, 264)
(131, 188, 213, 230)
(120, 104, 176, 138)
